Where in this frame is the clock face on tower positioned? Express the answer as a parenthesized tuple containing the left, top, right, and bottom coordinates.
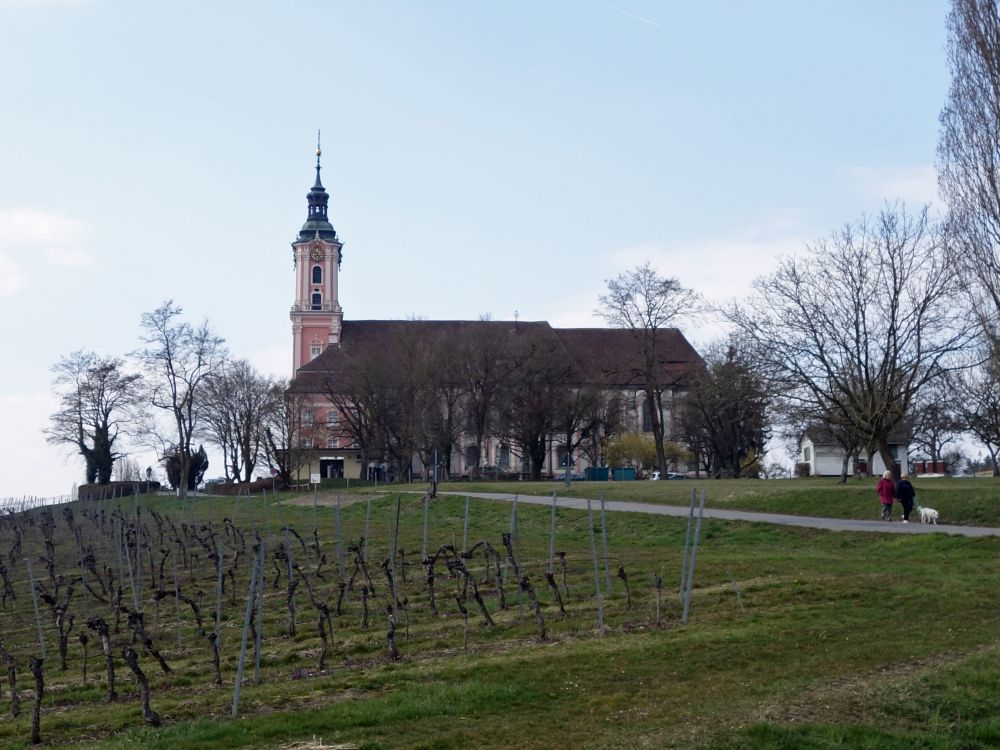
(310, 244, 324, 261)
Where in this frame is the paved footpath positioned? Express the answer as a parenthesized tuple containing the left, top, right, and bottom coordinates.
(437, 491, 1000, 538)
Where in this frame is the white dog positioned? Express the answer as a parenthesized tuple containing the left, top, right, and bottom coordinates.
(919, 506, 939, 525)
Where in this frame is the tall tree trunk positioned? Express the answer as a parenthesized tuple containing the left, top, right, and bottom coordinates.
(650, 389, 668, 474)
(876, 433, 900, 480)
(839, 452, 850, 484)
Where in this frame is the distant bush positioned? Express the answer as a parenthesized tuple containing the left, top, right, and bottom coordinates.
(795, 462, 811, 478)
(78, 481, 160, 501)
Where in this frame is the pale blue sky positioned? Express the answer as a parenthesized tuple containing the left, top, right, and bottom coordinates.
(1, 0, 949, 498)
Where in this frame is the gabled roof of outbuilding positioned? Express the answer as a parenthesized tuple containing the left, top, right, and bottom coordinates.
(801, 424, 912, 447)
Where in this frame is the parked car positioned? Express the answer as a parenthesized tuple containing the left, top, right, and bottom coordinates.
(552, 472, 587, 481)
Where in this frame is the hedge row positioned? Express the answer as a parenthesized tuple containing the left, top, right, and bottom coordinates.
(78, 481, 161, 501)
(203, 479, 276, 496)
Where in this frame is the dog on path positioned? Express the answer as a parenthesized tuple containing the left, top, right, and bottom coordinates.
(919, 506, 939, 525)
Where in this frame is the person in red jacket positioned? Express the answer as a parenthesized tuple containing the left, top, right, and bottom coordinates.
(876, 470, 896, 521)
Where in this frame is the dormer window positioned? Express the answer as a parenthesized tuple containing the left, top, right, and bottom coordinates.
(312, 265, 323, 284)
(311, 293, 322, 310)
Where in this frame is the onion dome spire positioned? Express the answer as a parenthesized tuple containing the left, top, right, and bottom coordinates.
(300, 130, 338, 241)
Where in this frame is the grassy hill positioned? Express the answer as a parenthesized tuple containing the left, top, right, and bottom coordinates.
(0, 479, 998, 749)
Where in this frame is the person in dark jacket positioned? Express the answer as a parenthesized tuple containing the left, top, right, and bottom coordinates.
(895, 473, 915, 523)
(876, 470, 895, 521)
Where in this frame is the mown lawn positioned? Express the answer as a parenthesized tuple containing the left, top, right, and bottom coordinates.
(0, 486, 998, 749)
(444, 475, 1000, 526)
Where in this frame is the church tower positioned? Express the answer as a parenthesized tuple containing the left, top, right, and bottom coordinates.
(290, 136, 344, 374)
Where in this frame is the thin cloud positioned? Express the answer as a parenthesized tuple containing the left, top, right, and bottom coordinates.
(0, 207, 88, 246)
(836, 165, 940, 210)
(0, 0, 89, 9)
(594, 0, 660, 28)
(0, 208, 93, 294)
(0, 255, 26, 296)
(549, 220, 813, 341)
(0, 391, 69, 499)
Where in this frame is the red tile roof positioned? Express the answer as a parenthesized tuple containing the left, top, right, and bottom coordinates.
(290, 319, 702, 392)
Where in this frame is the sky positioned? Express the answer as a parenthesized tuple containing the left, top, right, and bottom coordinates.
(0, 0, 950, 499)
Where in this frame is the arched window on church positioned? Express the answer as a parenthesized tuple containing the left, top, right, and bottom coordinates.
(641, 397, 653, 433)
(312, 265, 322, 284)
(311, 292, 322, 310)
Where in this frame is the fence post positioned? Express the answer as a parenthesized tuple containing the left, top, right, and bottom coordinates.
(599, 494, 612, 596)
(171, 542, 182, 651)
(461, 495, 470, 554)
(25, 557, 46, 658)
(421, 492, 429, 560)
(123, 531, 140, 612)
(586, 499, 604, 634)
(253, 538, 265, 683)
(335, 494, 345, 582)
(231, 548, 260, 717)
(390, 496, 401, 622)
(681, 491, 706, 624)
(215, 540, 225, 639)
(548, 491, 557, 575)
(679, 488, 696, 601)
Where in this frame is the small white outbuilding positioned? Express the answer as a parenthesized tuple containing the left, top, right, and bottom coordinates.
(799, 427, 910, 477)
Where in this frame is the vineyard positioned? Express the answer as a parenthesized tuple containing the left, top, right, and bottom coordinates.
(1, 486, 1000, 749)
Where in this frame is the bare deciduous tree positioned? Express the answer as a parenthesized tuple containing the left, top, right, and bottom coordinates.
(262, 384, 311, 488)
(495, 333, 575, 480)
(910, 379, 964, 466)
(938, 0, 1000, 336)
(203, 360, 278, 482)
(134, 301, 227, 499)
(596, 262, 699, 474)
(460, 324, 518, 477)
(726, 205, 976, 479)
(45, 352, 144, 485)
(952, 347, 1000, 476)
